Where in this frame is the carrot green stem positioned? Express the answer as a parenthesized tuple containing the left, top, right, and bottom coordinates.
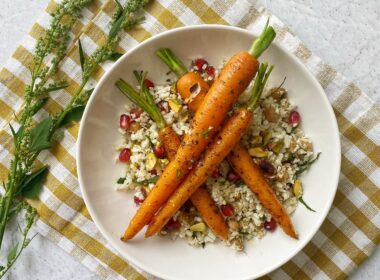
(247, 62, 274, 111)
(115, 78, 166, 129)
(155, 48, 188, 78)
(248, 20, 276, 58)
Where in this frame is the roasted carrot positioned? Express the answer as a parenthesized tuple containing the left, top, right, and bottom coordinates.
(116, 74, 228, 241)
(158, 46, 298, 240)
(190, 188, 229, 240)
(123, 23, 276, 240)
(145, 63, 274, 237)
(228, 143, 298, 239)
(156, 49, 209, 112)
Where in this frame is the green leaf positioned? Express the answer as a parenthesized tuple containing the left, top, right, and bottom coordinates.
(299, 197, 316, 212)
(114, 0, 123, 10)
(57, 105, 86, 128)
(20, 166, 48, 198)
(7, 243, 19, 263)
(109, 52, 123, 61)
(78, 39, 85, 73)
(29, 117, 53, 152)
(109, 9, 125, 39)
(117, 177, 126, 184)
(30, 98, 48, 116)
(133, 175, 159, 185)
(9, 124, 18, 148)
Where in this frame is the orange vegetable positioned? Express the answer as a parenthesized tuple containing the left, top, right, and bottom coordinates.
(116, 75, 228, 241)
(176, 72, 209, 112)
(145, 108, 253, 237)
(228, 143, 298, 239)
(124, 24, 276, 240)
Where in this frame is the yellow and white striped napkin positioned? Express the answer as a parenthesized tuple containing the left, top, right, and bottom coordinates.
(0, 0, 379, 279)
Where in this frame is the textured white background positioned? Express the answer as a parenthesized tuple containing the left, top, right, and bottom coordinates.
(0, 0, 379, 279)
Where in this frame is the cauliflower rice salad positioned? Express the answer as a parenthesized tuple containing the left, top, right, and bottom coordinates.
(115, 59, 319, 251)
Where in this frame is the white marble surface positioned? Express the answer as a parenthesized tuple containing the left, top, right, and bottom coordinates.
(0, 0, 379, 279)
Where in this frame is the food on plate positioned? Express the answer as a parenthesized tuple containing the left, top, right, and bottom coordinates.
(122, 22, 276, 241)
(145, 63, 273, 237)
(116, 72, 229, 241)
(156, 47, 297, 239)
(114, 23, 319, 250)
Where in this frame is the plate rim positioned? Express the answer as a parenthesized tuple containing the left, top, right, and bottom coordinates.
(77, 24, 341, 280)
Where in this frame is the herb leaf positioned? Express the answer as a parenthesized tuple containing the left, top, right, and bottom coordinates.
(20, 166, 48, 198)
(78, 39, 85, 73)
(7, 243, 19, 264)
(296, 152, 321, 176)
(57, 105, 86, 128)
(134, 175, 159, 185)
(299, 197, 316, 212)
(29, 117, 53, 152)
(117, 177, 126, 184)
(109, 52, 123, 61)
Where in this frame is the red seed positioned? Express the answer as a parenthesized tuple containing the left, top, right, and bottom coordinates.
(264, 218, 277, 231)
(206, 66, 215, 78)
(211, 169, 221, 178)
(120, 114, 133, 130)
(119, 148, 131, 163)
(194, 58, 208, 71)
(288, 111, 301, 125)
(134, 195, 145, 205)
(130, 108, 143, 119)
(153, 146, 165, 159)
(227, 170, 240, 182)
(166, 218, 181, 231)
(221, 204, 234, 217)
(144, 79, 154, 89)
(150, 169, 157, 175)
(158, 100, 169, 113)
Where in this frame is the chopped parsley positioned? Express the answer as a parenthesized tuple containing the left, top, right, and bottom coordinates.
(133, 175, 159, 185)
(117, 177, 126, 184)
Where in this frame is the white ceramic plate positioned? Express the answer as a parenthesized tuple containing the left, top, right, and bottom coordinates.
(77, 25, 341, 280)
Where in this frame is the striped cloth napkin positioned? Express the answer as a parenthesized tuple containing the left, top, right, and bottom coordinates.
(0, 0, 379, 279)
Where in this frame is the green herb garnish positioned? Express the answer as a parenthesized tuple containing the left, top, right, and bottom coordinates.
(117, 177, 126, 184)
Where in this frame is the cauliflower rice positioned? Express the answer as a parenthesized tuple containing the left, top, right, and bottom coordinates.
(115, 64, 318, 251)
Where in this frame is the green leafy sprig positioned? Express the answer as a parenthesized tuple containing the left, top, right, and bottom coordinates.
(0, 0, 150, 277)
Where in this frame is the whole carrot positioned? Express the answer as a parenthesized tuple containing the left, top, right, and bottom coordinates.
(228, 143, 298, 239)
(123, 23, 276, 240)
(157, 47, 298, 239)
(116, 74, 228, 241)
(145, 63, 273, 237)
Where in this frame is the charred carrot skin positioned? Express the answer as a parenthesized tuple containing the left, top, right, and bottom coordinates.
(146, 108, 253, 237)
(228, 143, 298, 239)
(122, 53, 258, 240)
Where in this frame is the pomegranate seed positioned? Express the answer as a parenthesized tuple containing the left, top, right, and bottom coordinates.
(211, 169, 221, 178)
(150, 169, 157, 175)
(206, 66, 215, 78)
(153, 146, 165, 159)
(166, 218, 181, 231)
(221, 204, 234, 217)
(227, 170, 240, 182)
(120, 114, 133, 130)
(134, 195, 145, 205)
(259, 160, 276, 176)
(288, 111, 301, 126)
(194, 58, 208, 71)
(144, 79, 154, 89)
(130, 108, 143, 119)
(119, 148, 131, 163)
(264, 218, 277, 231)
(158, 100, 169, 113)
